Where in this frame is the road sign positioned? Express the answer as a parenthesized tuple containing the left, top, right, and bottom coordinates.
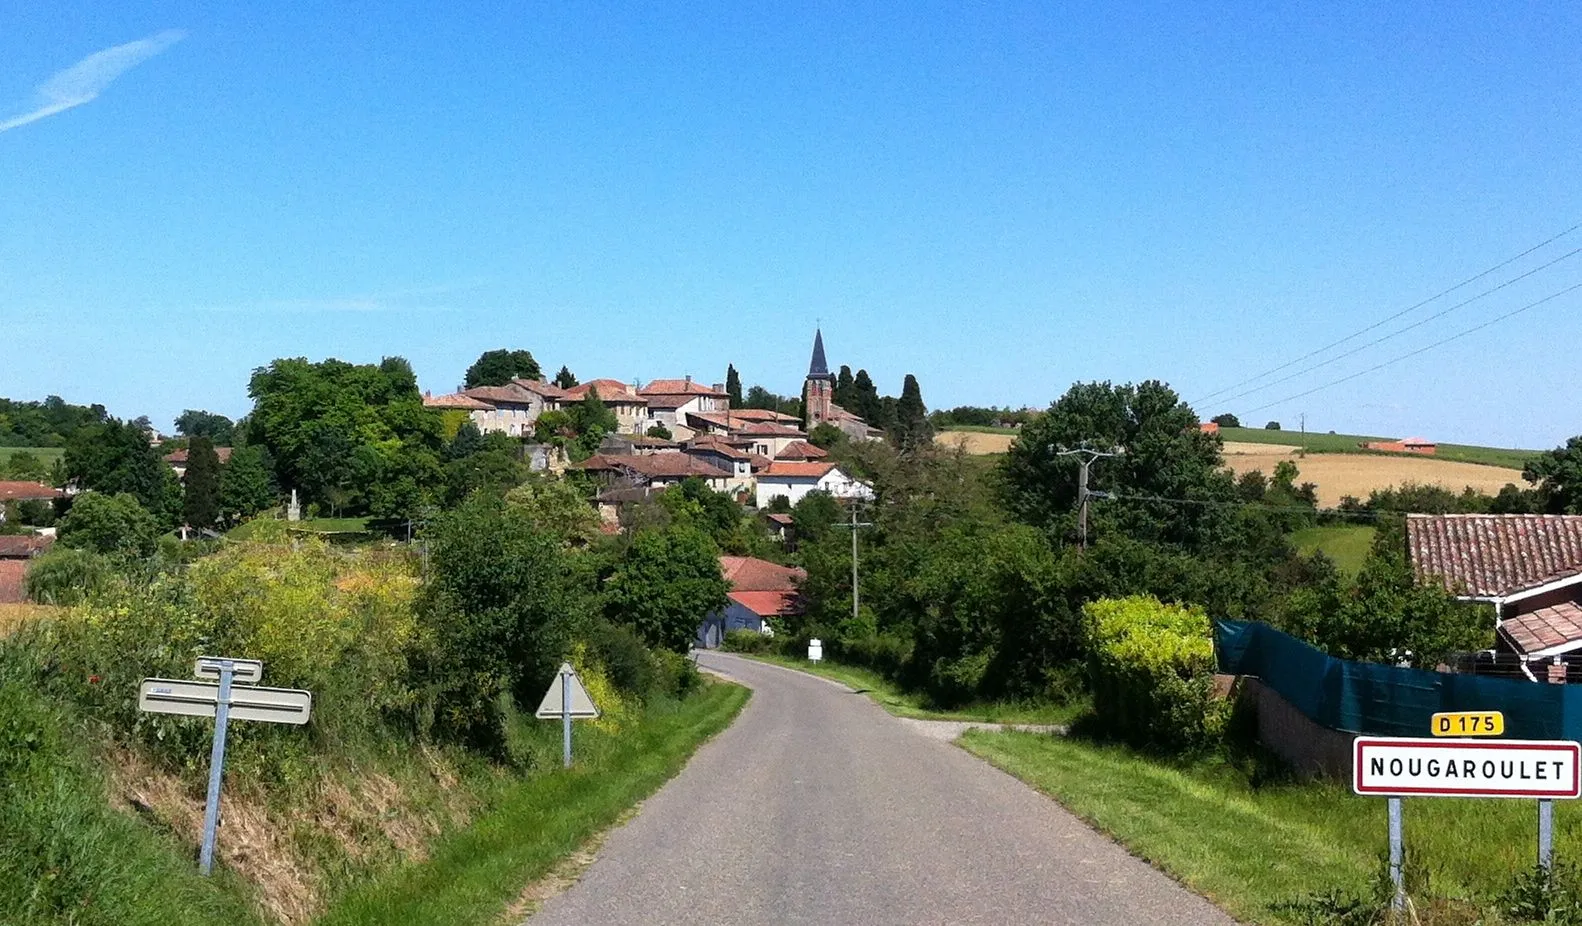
(1354, 736, 1581, 799)
(194, 657, 263, 685)
(1431, 711, 1504, 737)
(139, 679, 312, 725)
(535, 663, 600, 719)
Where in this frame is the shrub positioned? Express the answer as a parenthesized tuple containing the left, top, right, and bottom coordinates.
(586, 619, 659, 698)
(23, 547, 112, 606)
(57, 492, 160, 558)
(1083, 595, 1226, 753)
(722, 628, 775, 654)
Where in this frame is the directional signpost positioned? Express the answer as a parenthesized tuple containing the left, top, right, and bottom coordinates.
(1354, 713, 1580, 913)
(138, 657, 312, 874)
(536, 662, 600, 768)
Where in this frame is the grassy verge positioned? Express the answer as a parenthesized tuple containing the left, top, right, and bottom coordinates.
(742, 652, 1083, 725)
(314, 681, 749, 926)
(960, 730, 1578, 924)
(1289, 525, 1376, 575)
(1220, 427, 1537, 470)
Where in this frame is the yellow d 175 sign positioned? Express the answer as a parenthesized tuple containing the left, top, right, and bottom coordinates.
(1432, 711, 1504, 737)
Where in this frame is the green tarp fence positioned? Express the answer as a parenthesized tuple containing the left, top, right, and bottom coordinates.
(1213, 619, 1582, 740)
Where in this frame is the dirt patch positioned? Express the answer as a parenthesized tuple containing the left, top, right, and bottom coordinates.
(1221, 445, 1525, 507)
(935, 431, 1015, 454)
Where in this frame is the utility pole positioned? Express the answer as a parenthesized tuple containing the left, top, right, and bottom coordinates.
(832, 501, 873, 621)
(1055, 446, 1119, 550)
(1300, 412, 1307, 457)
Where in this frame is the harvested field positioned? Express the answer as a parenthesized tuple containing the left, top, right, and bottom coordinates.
(1221, 442, 1525, 507)
(936, 430, 1015, 454)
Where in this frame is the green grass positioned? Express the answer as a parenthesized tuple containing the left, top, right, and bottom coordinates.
(743, 652, 1084, 725)
(0, 675, 266, 926)
(1289, 525, 1376, 575)
(960, 730, 1579, 924)
(1220, 427, 1539, 470)
(314, 681, 749, 926)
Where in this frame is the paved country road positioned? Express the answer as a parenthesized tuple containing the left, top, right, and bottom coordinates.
(529, 652, 1235, 926)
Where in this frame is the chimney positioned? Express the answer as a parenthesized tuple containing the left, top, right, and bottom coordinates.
(685, 374, 692, 384)
(712, 383, 725, 393)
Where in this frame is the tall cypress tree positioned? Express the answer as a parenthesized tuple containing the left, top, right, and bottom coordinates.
(852, 369, 881, 424)
(835, 365, 855, 409)
(553, 365, 579, 389)
(183, 437, 222, 529)
(725, 364, 743, 407)
(894, 374, 932, 451)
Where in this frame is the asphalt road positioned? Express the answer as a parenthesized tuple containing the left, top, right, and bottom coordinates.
(529, 652, 1235, 926)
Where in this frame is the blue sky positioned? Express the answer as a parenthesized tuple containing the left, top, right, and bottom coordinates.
(3, 2, 1580, 448)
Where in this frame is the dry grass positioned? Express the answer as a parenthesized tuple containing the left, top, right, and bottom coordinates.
(1221, 442, 1524, 507)
(935, 430, 1015, 454)
(0, 602, 59, 638)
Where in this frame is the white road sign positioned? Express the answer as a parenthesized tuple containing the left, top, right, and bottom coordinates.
(139, 679, 313, 725)
(1354, 736, 1582, 799)
(535, 663, 600, 719)
(193, 657, 264, 684)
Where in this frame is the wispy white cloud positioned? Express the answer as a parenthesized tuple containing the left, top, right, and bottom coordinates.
(0, 29, 186, 133)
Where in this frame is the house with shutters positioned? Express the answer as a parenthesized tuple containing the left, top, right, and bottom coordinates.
(1407, 513, 1582, 678)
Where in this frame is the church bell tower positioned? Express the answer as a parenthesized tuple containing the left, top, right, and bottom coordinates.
(803, 328, 835, 427)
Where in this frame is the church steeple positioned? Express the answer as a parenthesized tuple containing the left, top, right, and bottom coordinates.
(807, 328, 833, 381)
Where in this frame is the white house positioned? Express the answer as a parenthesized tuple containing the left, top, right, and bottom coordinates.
(753, 462, 873, 508)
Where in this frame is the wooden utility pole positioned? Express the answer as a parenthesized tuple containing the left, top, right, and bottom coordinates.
(1055, 447, 1119, 550)
(832, 501, 873, 621)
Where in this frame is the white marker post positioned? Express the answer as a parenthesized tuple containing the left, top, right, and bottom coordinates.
(138, 658, 312, 874)
(535, 663, 600, 768)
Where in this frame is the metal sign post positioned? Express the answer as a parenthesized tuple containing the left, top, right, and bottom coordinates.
(1387, 798, 1405, 914)
(1540, 799, 1555, 873)
(535, 662, 600, 769)
(137, 657, 312, 875)
(198, 660, 235, 875)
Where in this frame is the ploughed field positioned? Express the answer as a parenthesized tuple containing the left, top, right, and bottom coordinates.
(935, 430, 1529, 508)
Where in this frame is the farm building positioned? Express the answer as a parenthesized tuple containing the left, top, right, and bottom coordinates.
(0, 533, 53, 604)
(1407, 514, 1582, 677)
(1362, 436, 1436, 455)
(696, 556, 805, 648)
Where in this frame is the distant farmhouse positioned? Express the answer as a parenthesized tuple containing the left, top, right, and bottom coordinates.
(1362, 436, 1437, 455)
(423, 330, 877, 515)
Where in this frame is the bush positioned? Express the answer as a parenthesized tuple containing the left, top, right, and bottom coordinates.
(722, 628, 775, 654)
(23, 547, 112, 605)
(57, 492, 160, 558)
(1084, 595, 1226, 753)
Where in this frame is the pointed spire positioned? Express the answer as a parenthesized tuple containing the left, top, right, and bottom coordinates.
(807, 328, 832, 380)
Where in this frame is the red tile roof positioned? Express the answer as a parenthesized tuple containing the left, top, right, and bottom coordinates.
(720, 555, 806, 591)
(642, 394, 695, 410)
(728, 409, 800, 423)
(685, 436, 750, 460)
(639, 379, 727, 397)
(425, 392, 495, 410)
(164, 447, 234, 465)
(1499, 602, 1582, 655)
(775, 440, 828, 460)
(763, 512, 795, 528)
(0, 560, 25, 604)
(761, 462, 836, 479)
(563, 379, 646, 403)
(734, 422, 806, 437)
(0, 481, 63, 502)
(685, 411, 737, 430)
(0, 534, 53, 558)
(574, 453, 730, 480)
(728, 590, 803, 618)
(462, 384, 545, 405)
(1407, 514, 1582, 598)
(510, 378, 570, 399)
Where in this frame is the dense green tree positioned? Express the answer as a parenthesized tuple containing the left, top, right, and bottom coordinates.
(58, 492, 160, 558)
(553, 365, 579, 390)
(999, 380, 1239, 552)
(834, 366, 856, 410)
(725, 364, 743, 407)
(851, 370, 881, 424)
(505, 476, 601, 546)
(182, 437, 222, 529)
(566, 388, 619, 460)
(246, 356, 444, 515)
(464, 349, 542, 387)
(217, 446, 277, 522)
(0, 395, 108, 447)
(646, 423, 673, 440)
(1265, 421, 1282, 430)
(892, 374, 932, 452)
(173, 410, 236, 445)
(790, 490, 843, 548)
(743, 385, 780, 411)
(1211, 413, 1240, 428)
(604, 525, 729, 653)
(808, 422, 845, 449)
(1524, 436, 1582, 513)
(414, 495, 585, 751)
(443, 430, 526, 505)
(63, 417, 180, 524)
(533, 410, 576, 446)
(2, 450, 46, 481)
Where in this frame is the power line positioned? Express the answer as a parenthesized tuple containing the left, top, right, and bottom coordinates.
(1193, 220, 1582, 406)
(1238, 279, 1582, 415)
(1205, 247, 1582, 407)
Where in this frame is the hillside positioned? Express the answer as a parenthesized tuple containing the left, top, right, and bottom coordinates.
(1216, 426, 1539, 470)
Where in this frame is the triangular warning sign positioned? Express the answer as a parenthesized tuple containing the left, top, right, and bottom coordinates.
(535, 663, 601, 719)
